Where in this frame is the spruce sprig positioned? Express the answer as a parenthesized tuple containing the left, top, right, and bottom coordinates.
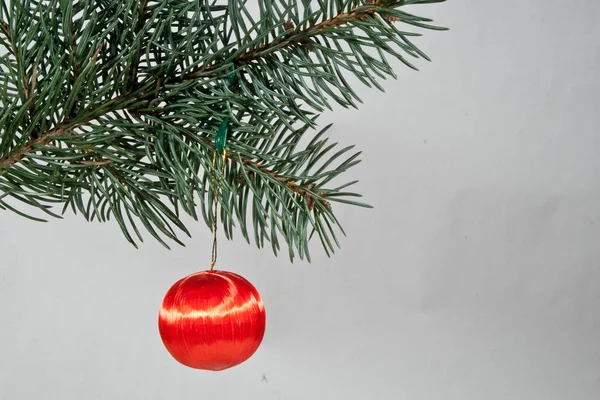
(0, 0, 446, 261)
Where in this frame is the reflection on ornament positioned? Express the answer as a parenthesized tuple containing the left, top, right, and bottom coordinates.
(158, 270, 266, 371)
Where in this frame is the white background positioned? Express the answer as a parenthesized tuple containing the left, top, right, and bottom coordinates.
(1, 1, 599, 399)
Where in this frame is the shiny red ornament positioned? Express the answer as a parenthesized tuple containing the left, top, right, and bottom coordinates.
(158, 270, 266, 371)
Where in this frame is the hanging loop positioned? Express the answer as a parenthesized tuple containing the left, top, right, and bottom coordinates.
(210, 62, 236, 271)
(210, 150, 226, 271)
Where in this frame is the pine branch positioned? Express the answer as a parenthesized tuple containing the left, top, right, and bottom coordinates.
(176, 5, 353, 81)
(150, 0, 448, 135)
(0, 92, 136, 171)
(200, 135, 331, 212)
(1, 126, 67, 169)
(170, 1, 442, 87)
(236, 154, 328, 209)
(1, 0, 442, 171)
(181, 0, 402, 78)
(0, 0, 446, 260)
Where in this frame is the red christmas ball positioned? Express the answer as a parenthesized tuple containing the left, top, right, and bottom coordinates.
(158, 270, 266, 371)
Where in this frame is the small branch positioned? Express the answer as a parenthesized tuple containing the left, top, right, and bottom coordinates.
(0, 127, 68, 171)
(69, 21, 81, 117)
(0, 21, 15, 55)
(88, 42, 104, 65)
(0, 190, 10, 201)
(105, 165, 128, 186)
(0, 92, 132, 172)
(77, 159, 112, 166)
(28, 64, 40, 138)
(177, 3, 387, 82)
(236, 155, 307, 196)
(234, 154, 331, 212)
(196, 134, 331, 211)
(1, 21, 28, 94)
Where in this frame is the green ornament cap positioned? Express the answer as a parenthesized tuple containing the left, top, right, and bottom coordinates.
(215, 118, 229, 154)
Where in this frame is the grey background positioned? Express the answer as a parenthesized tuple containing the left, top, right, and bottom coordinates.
(1, 1, 599, 399)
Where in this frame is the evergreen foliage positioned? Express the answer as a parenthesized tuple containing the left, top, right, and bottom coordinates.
(0, 0, 445, 260)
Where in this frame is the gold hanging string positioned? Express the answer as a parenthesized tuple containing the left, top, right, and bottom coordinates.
(210, 149, 227, 271)
(210, 62, 235, 271)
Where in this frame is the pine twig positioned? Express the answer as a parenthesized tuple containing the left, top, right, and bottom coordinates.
(0, 92, 129, 172)
(191, 132, 329, 210)
(105, 165, 128, 186)
(1, 19, 39, 138)
(0, 21, 14, 55)
(178, 2, 398, 82)
(0, 127, 67, 170)
(233, 154, 331, 212)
